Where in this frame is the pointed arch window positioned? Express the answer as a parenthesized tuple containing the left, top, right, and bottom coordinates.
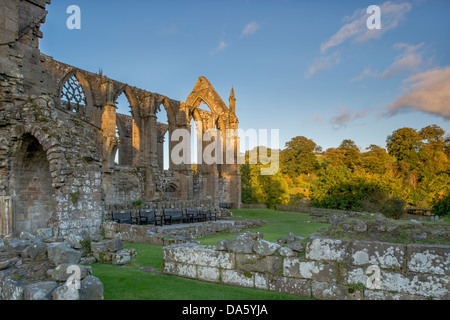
(61, 75, 87, 113)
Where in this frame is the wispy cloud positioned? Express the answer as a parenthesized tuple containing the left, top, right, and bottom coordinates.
(329, 107, 371, 128)
(382, 42, 426, 78)
(307, 1, 413, 80)
(350, 66, 375, 82)
(304, 52, 341, 79)
(211, 40, 229, 55)
(350, 42, 429, 82)
(241, 21, 260, 37)
(384, 66, 450, 120)
(321, 1, 412, 53)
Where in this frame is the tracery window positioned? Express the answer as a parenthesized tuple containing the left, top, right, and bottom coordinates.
(60, 75, 86, 113)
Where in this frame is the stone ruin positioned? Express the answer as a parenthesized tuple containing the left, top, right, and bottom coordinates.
(0, 0, 243, 300)
(163, 231, 450, 300)
(0, 229, 138, 300)
(0, 0, 241, 241)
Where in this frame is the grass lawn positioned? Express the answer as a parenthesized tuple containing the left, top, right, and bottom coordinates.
(90, 209, 328, 300)
(197, 208, 328, 245)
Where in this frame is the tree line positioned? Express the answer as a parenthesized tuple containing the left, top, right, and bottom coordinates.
(241, 124, 450, 217)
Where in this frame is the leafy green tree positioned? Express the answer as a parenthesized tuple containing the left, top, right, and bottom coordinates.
(361, 145, 393, 175)
(241, 147, 290, 208)
(381, 198, 406, 220)
(386, 127, 423, 168)
(323, 139, 361, 171)
(431, 192, 450, 217)
(281, 136, 321, 178)
(419, 124, 446, 153)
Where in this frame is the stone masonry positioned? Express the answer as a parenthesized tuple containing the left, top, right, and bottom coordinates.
(0, 0, 241, 239)
(163, 233, 450, 300)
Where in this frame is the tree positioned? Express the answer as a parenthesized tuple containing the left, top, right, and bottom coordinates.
(323, 139, 361, 171)
(419, 124, 446, 153)
(445, 137, 450, 157)
(241, 147, 290, 208)
(386, 127, 423, 168)
(381, 198, 406, 220)
(281, 136, 321, 178)
(361, 145, 393, 175)
(431, 192, 450, 217)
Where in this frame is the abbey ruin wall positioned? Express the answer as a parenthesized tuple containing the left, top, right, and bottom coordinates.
(0, 0, 241, 239)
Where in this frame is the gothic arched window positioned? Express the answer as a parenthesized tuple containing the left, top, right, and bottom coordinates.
(61, 75, 87, 113)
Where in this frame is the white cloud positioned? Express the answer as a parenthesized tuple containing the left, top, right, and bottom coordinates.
(350, 43, 429, 82)
(211, 40, 229, 55)
(304, 52, 341, 79)
(241, 21, 260, 37)
(329, 107, 371, 128)
(350, 66, 375, 82)
(384, 66, 450, 120)
(382, 42, 426, 78)
(320, 1, 412, 53)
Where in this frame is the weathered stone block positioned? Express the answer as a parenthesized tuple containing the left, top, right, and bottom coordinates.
(278, 247, 296, 257)
(236, 254, 282, 274)
(380, 270, 449, 299)
(288, 240, 305, 252)
(1, 277, 24, 300)
(47, 244, 81, 265)
(352, 241, 405, 269)
(105, 239, 123, 252)
(164, 245, 235, 269)
(221, 269, 254, 288)
(254, 272, 269, 290)
(163, 261, 197, 279)
(22, 242, 48, 260)
(268, 275, 311, 298)
(252, 239, 280, 256)
(47, 263, 92, 282)
(24, 281, 58, 300)
(311, 281, 361, 300)
(217, 239, 230, 251)
(90, 241, 107, 253)
(407, 244, 450, 275)
(306, 237, 351, 262)
(364, 289, 427, 300)
(283, 257, 337, 282)
(79, 275, 104, 300)
(52, 284, 79, 300)
(228, 234, 256, 254)
(197, 266, 220, 283)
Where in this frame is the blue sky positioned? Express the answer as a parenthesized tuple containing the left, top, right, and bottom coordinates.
(40, 0, 450, 152)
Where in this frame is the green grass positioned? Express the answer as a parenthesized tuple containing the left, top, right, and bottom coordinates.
(90, 209, 328, 300)
(197, 208, 329, 245)
(91, 243, 309, 300)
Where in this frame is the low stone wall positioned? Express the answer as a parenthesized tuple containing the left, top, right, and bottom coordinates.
(102, 220, 267, 245)
(276, 205, 359, 216)
(240, 204, 267, 209)
(162, 233, 449, 300)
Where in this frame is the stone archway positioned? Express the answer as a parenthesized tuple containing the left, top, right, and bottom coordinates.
(11, 133, 56, 235)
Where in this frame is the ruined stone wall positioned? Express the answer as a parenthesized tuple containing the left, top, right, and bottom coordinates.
(102, 219, 265, 246)
(0, 0, 241, 240)
(163, 235, 449, 300)
(1, 0, 104, 238)
(0, 95, 104, 238)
